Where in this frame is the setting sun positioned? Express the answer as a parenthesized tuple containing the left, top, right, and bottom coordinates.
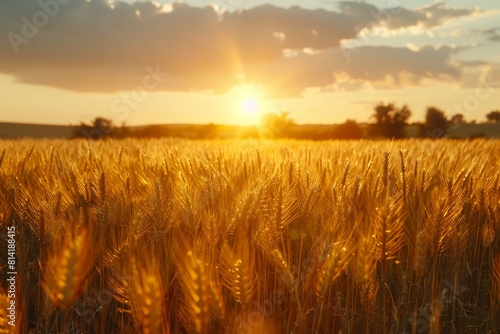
(238, 96, 263, 125)
(241, 97, 260, 115)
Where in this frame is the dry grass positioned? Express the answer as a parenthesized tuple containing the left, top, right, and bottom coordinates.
(0, 138, 499, 333)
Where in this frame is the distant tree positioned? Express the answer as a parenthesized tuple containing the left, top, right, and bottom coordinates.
(197, 123, 219, 139)
(73, 117, 116, 140)
(239, 125, 259, 139)
(260, 111, 295, 138)
(451, 114, 465, 124)
(276, 111, 295, 130)
(469, 133, 485, 140)
(116, 122, 131, 138)
(369, 102, 411, 139)
(135, 125, 170, 138)
(486, 110, 500, 123)
(423, 107, 448, 138)
(330, 120, 364, 139)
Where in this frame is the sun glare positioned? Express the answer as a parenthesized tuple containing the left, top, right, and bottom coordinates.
(238, 97, 262, 125)
(230, 85, 264, 125)
(241, 97, 260, 115)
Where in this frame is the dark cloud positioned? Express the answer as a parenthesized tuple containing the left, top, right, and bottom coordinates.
(241, 46, 462, 97)
(0, 0, 482, 96)
(482, 28, 500, 42)
(337, 1, 479, 30)
(413, 2, 478, 28)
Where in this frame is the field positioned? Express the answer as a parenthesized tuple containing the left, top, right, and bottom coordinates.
(0, 138, 499, 333)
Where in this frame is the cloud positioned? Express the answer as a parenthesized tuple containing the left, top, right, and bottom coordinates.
(337, 1, 479, 31)
(242, 45, 463, 97)
(482, 27, 500, 42)
(0, 0, 484, 97)
(444, 27, 500, 43)
(412, 2, 479, 28)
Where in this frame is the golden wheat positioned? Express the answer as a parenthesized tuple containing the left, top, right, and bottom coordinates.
(0, 138, 498, 333)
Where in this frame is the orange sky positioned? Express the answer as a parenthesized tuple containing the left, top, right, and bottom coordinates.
(0, 0, 499, 125)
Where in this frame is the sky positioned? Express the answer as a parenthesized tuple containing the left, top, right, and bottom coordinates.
(0, 0, 499, 126)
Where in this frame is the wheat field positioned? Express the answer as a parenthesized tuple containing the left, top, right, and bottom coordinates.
(0, 138, 499, 334)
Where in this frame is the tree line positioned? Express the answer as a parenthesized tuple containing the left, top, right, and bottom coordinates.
(73, 107, 500, 140)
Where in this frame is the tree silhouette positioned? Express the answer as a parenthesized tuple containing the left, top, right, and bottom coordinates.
(451, 114, 465, 124)
(424, 107, 448, 138)
(260, 111, 295, 138)
(330, 120, 364, 139)
(369, 102, 411, 139)
(197, 123, 219, 139)
(73, 117, 115, 140)
(135, 125, 170, 138)
(486, 111, 500, 123)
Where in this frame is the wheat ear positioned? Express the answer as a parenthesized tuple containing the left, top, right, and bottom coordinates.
(129, 257, 164, 334)
(219, 239, 256, 305)
(315, 242, 350, 300)
(41, 228, 94, 311)
(174, 232, 211, 334)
